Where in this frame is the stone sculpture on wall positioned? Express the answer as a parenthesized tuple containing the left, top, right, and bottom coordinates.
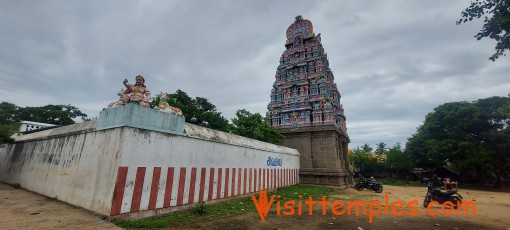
(155, 92, 183, 116)
(122, 75, 151, 108)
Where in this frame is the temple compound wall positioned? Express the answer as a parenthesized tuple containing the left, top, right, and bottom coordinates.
(0, 104, 299, 220)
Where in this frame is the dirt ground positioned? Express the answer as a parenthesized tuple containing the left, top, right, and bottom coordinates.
(1, 182, 509, 229)
(0, 182, 120, 230)
(175, 184, 510, 230)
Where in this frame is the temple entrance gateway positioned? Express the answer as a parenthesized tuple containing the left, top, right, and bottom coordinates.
(267, 16, 352, 186)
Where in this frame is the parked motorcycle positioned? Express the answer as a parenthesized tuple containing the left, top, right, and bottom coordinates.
(354, 175, 383, 193)
(422, 178, 463, 208)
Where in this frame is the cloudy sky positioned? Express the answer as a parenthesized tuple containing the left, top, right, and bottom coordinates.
(1, 1, 508, 148)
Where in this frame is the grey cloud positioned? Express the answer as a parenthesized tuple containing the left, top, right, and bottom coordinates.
(1, 0, 508, 149)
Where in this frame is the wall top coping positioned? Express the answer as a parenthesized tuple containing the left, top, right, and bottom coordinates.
(13, 120, 299, 156)
(184, 123, 299, 156)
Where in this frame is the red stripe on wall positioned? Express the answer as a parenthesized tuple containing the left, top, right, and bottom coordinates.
(208, 168, 215, 201)
(198, 168, 206, 202)
(262, 168, 265, 190)
(243, 168, 251, 194)
(295, 169, 297, 184)
(281, 169, 283, 187)
(285, 169, 288, 186)
(266, 168, 269, 189)
(267, 168, 270, 189)
(148, 167, 161, 210)
(248, 168, 252, 193)
(163, 167, 175, 208)
(287, 169, 292, 185)
(273, 169, 276, 189)
(216, 168, 222, 199)
(110, 167, 128, 215)
(292, 169, 294, 185)
(231, 168, 236, 196)
(290, 169, 293, 185)
(283, 169, 289, 187)
(188, 168, 197, 204)
(269, 168, 272, 189)
(237, 168, 241, 196)
(253, 169, 258, 192)
(224, 168, 229, 197)
(130, 167, 146, 212)
(176, 167, 186, 206)
(277, 168, 283, 188)
(257, 168, 262, 191)
(277, 169, 280, 188)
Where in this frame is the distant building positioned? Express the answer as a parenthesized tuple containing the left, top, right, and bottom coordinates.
(267, 16, 352, 186)
(19, 121, 58, 133)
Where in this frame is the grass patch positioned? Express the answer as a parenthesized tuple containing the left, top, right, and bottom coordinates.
(115, 185, 338, 229)
(379, 178, 421, 187)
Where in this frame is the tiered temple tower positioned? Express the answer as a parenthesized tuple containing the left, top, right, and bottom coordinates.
(267, 16, 352, 186)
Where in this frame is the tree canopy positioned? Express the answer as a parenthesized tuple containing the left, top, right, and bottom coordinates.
(405, 95, 510, 185)
(150, 90, 284, 144)
(0, 102, 88, 126)
(231, 109, 284, 145)
(457, 0, 510, 61)
(0, 102, 89, 144)
(150, 90, 231, 132)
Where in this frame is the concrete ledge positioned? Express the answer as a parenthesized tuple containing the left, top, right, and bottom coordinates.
(96, 103, 185, 136)
(14, 121, 97, 143)
(184, 123, 299, 156)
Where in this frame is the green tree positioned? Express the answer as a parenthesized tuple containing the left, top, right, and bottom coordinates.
(349, 146, 386, 173)
(406, 96, 510, 185)
(231, 109, 284, 144)
(457, 0, 510, 61)
(386, 143, 414, 171)
(361, 143, 373, 154)
(18, 104, 88, 126)
(375, 142, 387, 154)
(0, 102, 20, 125)
(0, 102, 89, 143)
(152, 90, 231, 132)
(0, 123, 17, 144)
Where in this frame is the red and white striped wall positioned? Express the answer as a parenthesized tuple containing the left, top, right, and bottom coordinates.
(111, 166, 299, 215)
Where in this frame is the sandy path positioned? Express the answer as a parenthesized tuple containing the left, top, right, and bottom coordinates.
(1, 182, 509, 229)
(0, 183, 120, 230)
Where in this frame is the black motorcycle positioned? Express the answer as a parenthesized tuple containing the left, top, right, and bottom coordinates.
(422, 178, 463, 209)
(354, 175, 383, 193)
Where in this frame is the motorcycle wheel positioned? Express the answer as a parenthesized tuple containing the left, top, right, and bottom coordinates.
(374, 184, 383, 193)
(450, 197, 461, 209)
(423, 195, 431, 208)
(355, 183, 364, 191)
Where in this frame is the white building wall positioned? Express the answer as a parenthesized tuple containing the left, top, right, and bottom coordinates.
(0, 121, 300, 218)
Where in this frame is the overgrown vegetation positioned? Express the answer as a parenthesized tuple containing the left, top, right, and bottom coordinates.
(149, 89, 284, 144)
(406, 95, 510, 186)
(115, 185, 337, 229)
(457, 0, 510, 61)
(0, 102, 89, 144)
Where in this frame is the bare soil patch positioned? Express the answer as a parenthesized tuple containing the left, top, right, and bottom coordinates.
(171, 185, 510, 230)
(0, 182, 120, 230)
(1, 182, 509, 229)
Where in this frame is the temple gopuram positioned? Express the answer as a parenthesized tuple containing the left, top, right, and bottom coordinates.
(267, 16, 352, 186)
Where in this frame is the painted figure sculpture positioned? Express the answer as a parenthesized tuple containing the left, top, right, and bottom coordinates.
(106, 88, 126, 109)
(155, 92, 183, 116)
(123, 75, 151, 108)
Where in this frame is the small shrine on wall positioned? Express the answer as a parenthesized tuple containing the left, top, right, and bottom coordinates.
(267, 16, 352, 186)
